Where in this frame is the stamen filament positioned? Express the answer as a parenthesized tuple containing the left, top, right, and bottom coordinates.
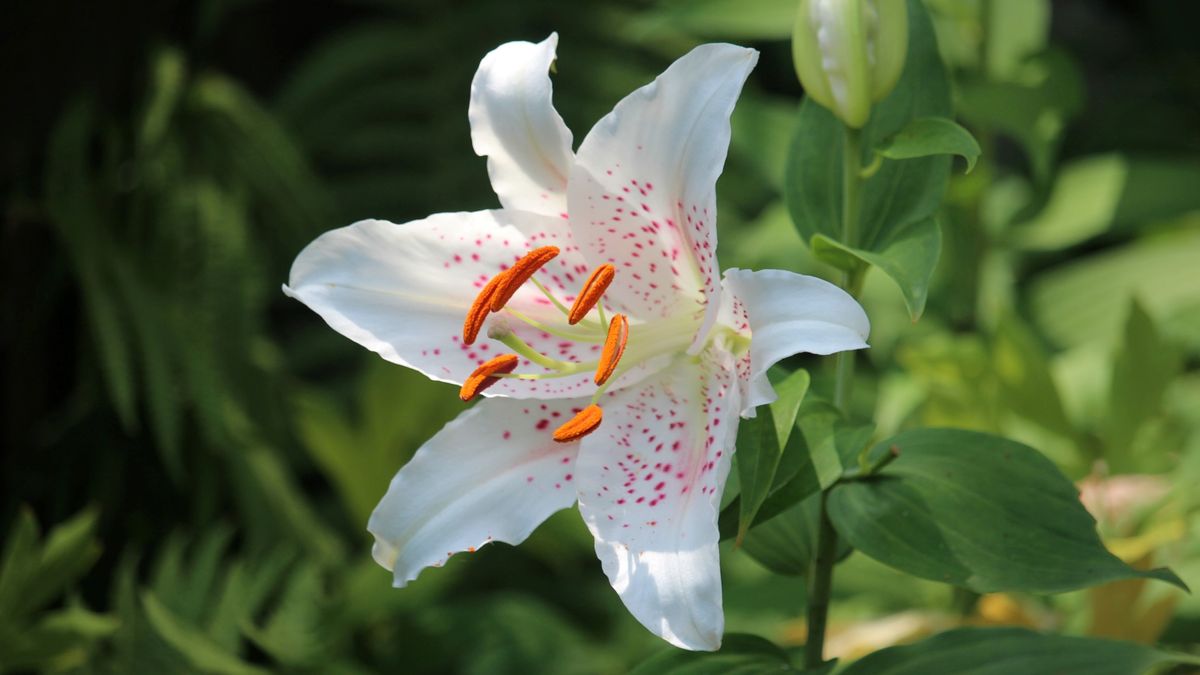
(594, 314, 629, 385)
(495, 367, 598, 381)
(495, 331, 585, 372)
(503, 308, 604, 343)
(553, 404, 604, 443)
(528, 276, 572, 318)
(568, 264, 615, 325)
(459, 354, 519, 401)
(490, 246, 559, 312)
(591, 361, 634, 405)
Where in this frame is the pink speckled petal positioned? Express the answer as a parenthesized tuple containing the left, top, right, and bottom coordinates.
(470, 33, 574, 218)
(574, 348, 742, 651)
(722, 268, 870, 414)
(368, 396, 584, 585)
(285, 210, 636, 399)
(567, 44, 758, 326)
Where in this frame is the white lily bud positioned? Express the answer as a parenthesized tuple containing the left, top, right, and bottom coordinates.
(792, 0, 908, 128)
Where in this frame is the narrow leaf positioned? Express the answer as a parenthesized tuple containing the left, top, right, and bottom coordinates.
(736, 370, 811, 545)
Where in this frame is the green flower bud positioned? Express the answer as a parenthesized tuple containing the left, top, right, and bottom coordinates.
(792, 0, 908, 128)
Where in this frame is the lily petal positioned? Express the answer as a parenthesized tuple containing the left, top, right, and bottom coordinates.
(568, 44, 758, 323)
(369, 396, 583, 585)
(575, 349, 741, 650)
(723, 268, 870, 412)
(286, 211, 633, 399)
(470, 33, 574, 217)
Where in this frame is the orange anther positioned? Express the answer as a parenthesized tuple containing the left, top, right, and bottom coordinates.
(553, 404, 604, 443)
(459, 354, 520, 401)
(463, 273, 506, 345)
(594, 314, 629, 386)
(567, 264, 615, 325)
(490, 246, 560, 312)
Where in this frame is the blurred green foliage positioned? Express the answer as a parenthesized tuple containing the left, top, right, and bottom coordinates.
(2, 0, 1200, 672)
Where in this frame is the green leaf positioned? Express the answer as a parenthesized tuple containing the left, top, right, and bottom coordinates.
(1029, 230, 1200, 349)
(795, 400, 873, 491)
(874, 117, 981, 173)
(141, 592, 270, 675)
(0, 508, 101, 619)
(735, 409, 780, 547)
(737, 402, 867, 573)
(786, 0, 951, 320)
(110, 258, 184, 480)
(992, 314, 1073, 436)
(1104, 299, 1182, 472)
(838, 627, 1200, 675)
(827, 429, 1188, 593)
(1008, 155, 1200, 250)
(741, 493, 852, 577)
(243, 563, 327, 667)
(984, 0, 1051, 80)
(721, 397, 873, 543)
(957, 50, 1083, 181)
(454, 595, 620, 675)
(0, 604, 120, 671)
(138, 47, 187, 149)
(629, 633, 798, 674)
(44, 100, 139, 432)
(812, 217, 941, 319)
(233, 446, 345, 565)
(628, 0, 797, 41)
(770, 369, 811, 451)
(736, 370, 810, 545)
(0, 509, 41, 617)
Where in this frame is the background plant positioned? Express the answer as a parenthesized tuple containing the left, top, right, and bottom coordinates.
(2, 0, 1199, 672)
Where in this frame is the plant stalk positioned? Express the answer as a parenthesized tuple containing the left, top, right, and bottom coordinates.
(806, 124, 864, 670)
(806, 491, 839, 668)
(832, 126, 863, 412)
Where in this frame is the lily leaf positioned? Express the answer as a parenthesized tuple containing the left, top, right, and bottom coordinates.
(828, 429, 1188, 594)
(735, 369, 810, 545)
(839, 627, 1200, 675)
(874, 117, 981, 174)
(811, 217, 941, 320)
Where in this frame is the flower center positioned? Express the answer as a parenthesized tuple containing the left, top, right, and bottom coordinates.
(456, 246, 699, 442)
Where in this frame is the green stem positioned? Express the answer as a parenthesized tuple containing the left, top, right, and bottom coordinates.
(806, 491, 838, 668)
(832, 126, 864, 413)
(806, 124, 864, 670)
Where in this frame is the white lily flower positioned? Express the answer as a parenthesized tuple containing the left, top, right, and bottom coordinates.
(284, 34, 870, 651)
